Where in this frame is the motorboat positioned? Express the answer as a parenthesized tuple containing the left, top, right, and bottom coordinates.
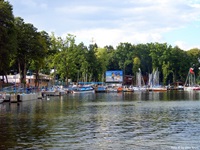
(72, 85, 95, 93)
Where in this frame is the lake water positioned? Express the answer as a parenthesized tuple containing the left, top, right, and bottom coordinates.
(0, 91, 200, 150)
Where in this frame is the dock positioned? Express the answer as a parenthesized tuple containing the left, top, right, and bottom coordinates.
(3, 93, 42, 103)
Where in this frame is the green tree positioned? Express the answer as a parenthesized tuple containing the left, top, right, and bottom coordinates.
(14, 17, 41, 87)
(95, 47, 109, 81)
(134, 44, 152, 77)
(149, 42, 164, 71)
(187, 48, 200, 68)
(133, 56, 141, 74)
(115, 42, 134, 75)
(29, 31, 50, 87)
(0, 0, 16, 83)
(52, 34, 78, 85)
(106, 45, 119, 70)
(166, 46, 188, 83)
(74, 42, 89, 82)
(149, 43, 169, 84)
(48, 32, 61, 80)
(86, 44, 99, 82)
(39, 31, 53, 75)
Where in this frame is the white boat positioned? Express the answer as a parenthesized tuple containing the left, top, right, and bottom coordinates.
(0, 93, 5, 103)
(107, 85, 123, 92)
(123, 86, 134, 92)
(147, 68, 167, 92)
(133, 68, 147, 91)
(184, 86, 200, 91)
(107, 86, 118, 92)
(72, 86, 95, 93)
(132, 86, 147, 91)
(149, 86, 167, 92)
(0, 98, 4, 103)
(184, 67, 200, 91)
(42, 90, 60, 96)
(42, 86, 66, 96)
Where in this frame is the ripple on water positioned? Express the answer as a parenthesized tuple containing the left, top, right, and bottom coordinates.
(1, 92, 200, 149)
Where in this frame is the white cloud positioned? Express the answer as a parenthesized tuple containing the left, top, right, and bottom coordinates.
(62, 28, 164, 48)
(9, 0, 200, 49)
(18, 0, 37, 7)
(174, 41, 200, 50)
(58, 0, 200, 48)
(174, 41, 189, 50)
(55, 5, 103, 14)
(9, 0, 48, 9)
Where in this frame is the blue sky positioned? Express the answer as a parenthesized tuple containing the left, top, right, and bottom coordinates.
(8, 0, 200, 50)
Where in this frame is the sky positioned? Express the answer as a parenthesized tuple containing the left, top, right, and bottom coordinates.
(8, 0, 200, 50)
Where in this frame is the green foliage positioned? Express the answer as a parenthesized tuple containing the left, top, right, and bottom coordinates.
(96, 47, 109, 81)
(50, 34, 85, 84)
(134, 44, 152, 75)
(86, 44, 99, 81)
(114, 42, 134, 75)
(0, 0, 16, 77)
(13, 17, 50, 86)
(133, 57, 141, 74)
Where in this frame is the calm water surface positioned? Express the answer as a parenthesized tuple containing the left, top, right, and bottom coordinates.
(1, 91, 200, 150)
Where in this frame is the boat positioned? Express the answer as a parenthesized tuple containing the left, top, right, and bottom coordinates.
(72, 85, 95, 93)
(167, 82, 184, 90)
(149, 85, 167, 92)
(147, 68, 167, 92)
(184, 86, 200, 91)
(0, 93, 5, 103)
(117, 87, 123, 92)
(132, 86, 147, 91)
(95, 74, 108, 93)
(106, 85, 123, 92)
(42, 86, 66, 96)
(42, 89, 60, 96)
(133, 68, 147, 91)
(107, 86, 118, 92)
(95, 85, 108, 93)
(123, 85, 134, 92)
(184, 67, 200, 91)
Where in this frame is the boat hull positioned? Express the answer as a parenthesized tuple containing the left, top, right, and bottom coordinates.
(184, 86, 200, 91)
(148, 87, 167, 92)
(72, 86, 95, 94)
(73, 90, 95, 93)
(95, 86, 108, 93)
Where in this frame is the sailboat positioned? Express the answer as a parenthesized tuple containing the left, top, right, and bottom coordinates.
(147, 68, 167, 92)
(132, 68, 146, 91)
(184, 67, 200, 91)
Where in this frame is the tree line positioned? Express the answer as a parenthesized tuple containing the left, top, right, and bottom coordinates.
(1, 0, 200, 87)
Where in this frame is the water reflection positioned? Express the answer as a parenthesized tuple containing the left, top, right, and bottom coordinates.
(0, 91, 200, 149)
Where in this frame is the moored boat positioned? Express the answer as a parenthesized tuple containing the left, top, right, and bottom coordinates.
(95, 85, 108, 93)
(0, 93, 5, 103)
(149, 86, 167, 92)
(184, 67, 200, 91)
(72, 86, 95, 93)
(193, 86, 200, 90)
(107, 86, 118, 92)
(148, 68, 167, 92)
(123, 86, 134, 92)
(117, 87, 123, 92)
(132, 86, 147, 92)
(184, 86, 200, 91)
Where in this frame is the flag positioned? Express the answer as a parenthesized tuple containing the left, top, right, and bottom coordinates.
(189, 68, 194, 74)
